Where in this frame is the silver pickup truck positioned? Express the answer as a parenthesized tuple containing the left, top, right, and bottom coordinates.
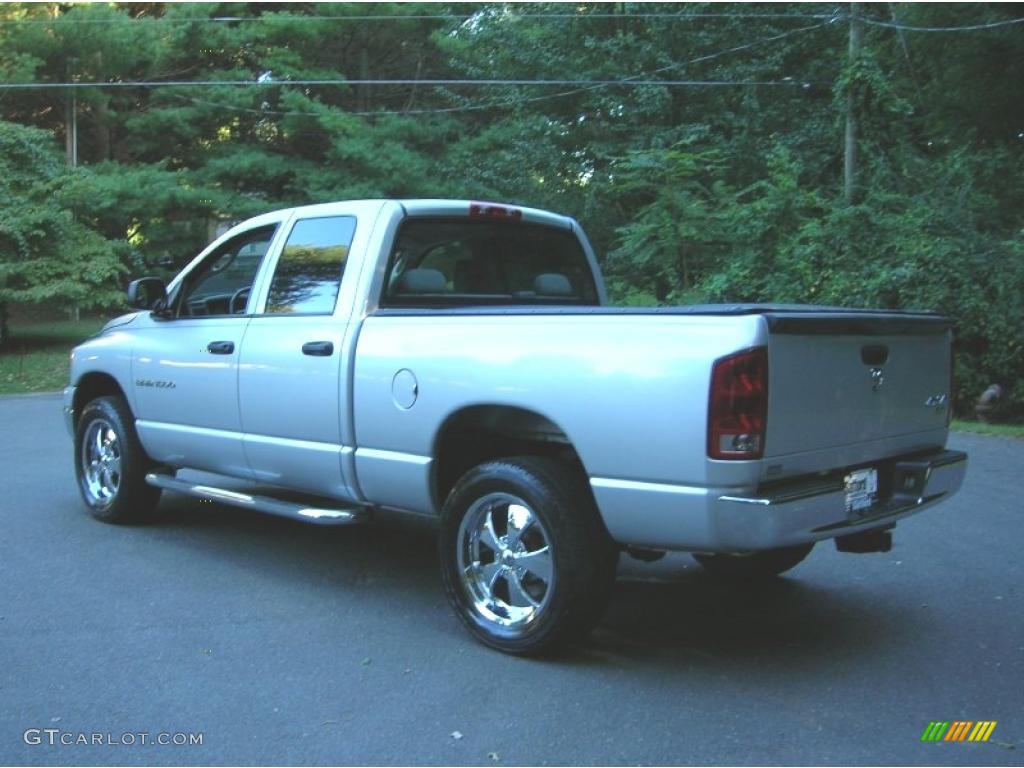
(64, 199, 967, 654)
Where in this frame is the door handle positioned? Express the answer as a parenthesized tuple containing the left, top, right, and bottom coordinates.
(207, 341, 235, 355)
(302, 341, 334, 357)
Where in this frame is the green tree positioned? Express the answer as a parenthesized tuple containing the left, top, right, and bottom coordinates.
(0, 120, 125, 341)
(607, 143, 730, 303)
(0, 2, 1021, 417)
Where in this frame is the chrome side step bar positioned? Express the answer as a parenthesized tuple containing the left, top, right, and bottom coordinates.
(145, 473, 368, 526)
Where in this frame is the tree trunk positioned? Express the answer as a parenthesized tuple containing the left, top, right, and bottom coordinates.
(679, 244, 690, 291)
(94, 94, 112, 162)
(403, 56, 424, 113)
(0, 301, 9, 348)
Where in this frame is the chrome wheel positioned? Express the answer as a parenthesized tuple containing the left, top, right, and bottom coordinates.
(74, 396, 162, 523)
(457, 492, 555, 636)
(441, 458, 618, 653)
(80, 418, 122, 507)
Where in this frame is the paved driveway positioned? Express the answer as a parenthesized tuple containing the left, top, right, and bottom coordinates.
(1, 393, 1020, 765)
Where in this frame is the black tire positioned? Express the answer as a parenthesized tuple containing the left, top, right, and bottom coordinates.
(74, 395, 161, 523)
(439, 456, 619, 655)
(694, 542, 814, 579)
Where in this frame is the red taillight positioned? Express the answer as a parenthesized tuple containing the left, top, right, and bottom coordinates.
(708, 347, 768, 460)
(469, 203, 523, 221)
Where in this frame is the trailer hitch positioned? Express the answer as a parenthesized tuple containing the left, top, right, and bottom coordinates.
(835, 526, 893, 553)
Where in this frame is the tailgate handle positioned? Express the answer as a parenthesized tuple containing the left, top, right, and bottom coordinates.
(861, 344, 889, 366)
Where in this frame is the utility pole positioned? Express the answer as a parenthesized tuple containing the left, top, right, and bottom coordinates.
(65, 57, 79, 323)
(844, 2, 862, 204)
(65, 58, 78, 167)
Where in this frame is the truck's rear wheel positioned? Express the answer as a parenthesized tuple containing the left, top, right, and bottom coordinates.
(74, 396, 161, 523)
(694, 542, 814, 579)
(439, 457, 618, 655)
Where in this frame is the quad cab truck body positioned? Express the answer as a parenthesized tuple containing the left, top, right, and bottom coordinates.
(65, 200, 967, 653)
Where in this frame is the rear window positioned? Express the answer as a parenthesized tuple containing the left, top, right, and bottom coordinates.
(382, 218, 598, 307)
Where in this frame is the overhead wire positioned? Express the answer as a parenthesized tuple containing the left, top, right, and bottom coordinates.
(0, 77, 823, 91)
(9, 10, 1014, 121)
(858, 15, 1024, 32)
(0, 18, 833, 96)
(168, 19, 831, 119)
(4, 9, 1021, 30)
(1, 8, 1019, 32)
(0, 11, 843, 26)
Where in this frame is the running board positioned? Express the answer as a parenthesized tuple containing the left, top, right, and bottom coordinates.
(145, 473, 368, 526)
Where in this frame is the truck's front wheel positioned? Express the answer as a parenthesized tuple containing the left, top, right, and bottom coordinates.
(439, 457, 618, 655)
(74, 396, 161, 523)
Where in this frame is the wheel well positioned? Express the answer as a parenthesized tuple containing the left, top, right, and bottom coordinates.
(72, 373, 128, 428)
(432, 405, 585, 508)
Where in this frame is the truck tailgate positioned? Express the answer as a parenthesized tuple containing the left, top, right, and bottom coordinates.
(764, 311, 952, 463)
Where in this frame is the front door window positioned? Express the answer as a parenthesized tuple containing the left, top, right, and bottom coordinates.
(175, 225, 277, 317)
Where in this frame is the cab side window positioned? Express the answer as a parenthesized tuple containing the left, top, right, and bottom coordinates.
(176, 226, 277, 317)
(264, 216, 356, 315)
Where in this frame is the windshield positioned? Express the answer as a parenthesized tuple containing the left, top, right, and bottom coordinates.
(382, 218, 599, 307)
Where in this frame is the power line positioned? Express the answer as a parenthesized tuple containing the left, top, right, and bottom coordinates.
(859, 15, 1024, 32)
(0, 78, 820, 91)
(2, 8, 1019, 32)
(171, 20, 829, 119)
(12, 19, 831, 121)
(0, 11, 841, 26)
(417, 24, 828, 115)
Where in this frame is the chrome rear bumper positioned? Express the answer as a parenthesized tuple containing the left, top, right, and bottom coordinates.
(710, 449, 967, 552)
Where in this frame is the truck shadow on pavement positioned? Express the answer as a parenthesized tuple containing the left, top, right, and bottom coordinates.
(147, 494, 917, 668)
(148, 493, 442, 594)
(587, 571, 906, 669)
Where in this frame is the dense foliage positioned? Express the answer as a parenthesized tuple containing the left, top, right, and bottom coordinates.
(0, 2, 1021, 418)
(0, 121, 125, 319)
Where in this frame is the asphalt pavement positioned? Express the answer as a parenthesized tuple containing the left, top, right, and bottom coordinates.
(0, 392, 1020, 766)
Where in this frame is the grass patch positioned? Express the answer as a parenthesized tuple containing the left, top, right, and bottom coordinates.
(0, 319, 107, 395)
(951, 419, 1024, 439)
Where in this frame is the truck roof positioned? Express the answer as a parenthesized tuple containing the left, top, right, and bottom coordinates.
(249, 199, 577, 231)
(399, 199, 575, 230)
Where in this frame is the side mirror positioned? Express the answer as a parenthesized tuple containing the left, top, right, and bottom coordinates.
(127, 277, 167, 310)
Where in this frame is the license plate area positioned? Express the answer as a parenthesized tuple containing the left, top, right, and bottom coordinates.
(845, 467, 878, 517)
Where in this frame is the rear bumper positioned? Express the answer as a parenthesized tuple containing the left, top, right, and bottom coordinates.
(709, 449, 967, 551)
(591, 449, 967, 552)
